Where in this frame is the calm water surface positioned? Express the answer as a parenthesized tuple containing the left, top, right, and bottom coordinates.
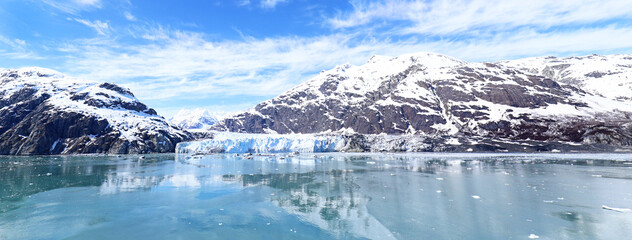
(1, 153, 631, 239)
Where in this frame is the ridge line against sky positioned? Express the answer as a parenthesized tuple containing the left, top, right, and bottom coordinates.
(1, 0, 632, 117)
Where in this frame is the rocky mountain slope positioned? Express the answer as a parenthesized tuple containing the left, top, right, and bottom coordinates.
(212, 53, 632, 150)
(0, 67, 192, 155)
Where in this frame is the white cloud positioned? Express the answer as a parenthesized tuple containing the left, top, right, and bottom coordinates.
(72, 18, 110, 35)
(42, 0, 102, 14)
(330, 0, 632, 35)
(124, 11, 137, 21)
(0, 35, 44, 60)
(75, 0, 100, 5)
(63, 29, 363, 101)
(260, 0, 288, 9)
(236, 0, 287, 8)
(0, 36, 26, 48)
(237, 0, 251, 7)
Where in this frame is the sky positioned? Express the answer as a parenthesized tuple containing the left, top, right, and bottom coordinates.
(1, 0, 632, 118)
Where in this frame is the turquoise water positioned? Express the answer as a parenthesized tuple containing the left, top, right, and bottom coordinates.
(1, 153, 631, 239)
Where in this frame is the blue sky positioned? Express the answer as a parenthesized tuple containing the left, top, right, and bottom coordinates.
(2, 0, 632, 117)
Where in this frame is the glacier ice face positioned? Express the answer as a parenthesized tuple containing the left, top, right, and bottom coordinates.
(176, 132, 345, 154)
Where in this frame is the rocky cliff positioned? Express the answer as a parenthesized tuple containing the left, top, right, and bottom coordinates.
(0, 68, 192, 155)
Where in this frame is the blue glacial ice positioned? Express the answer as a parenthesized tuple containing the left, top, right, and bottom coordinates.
(176, 132, 345, 154)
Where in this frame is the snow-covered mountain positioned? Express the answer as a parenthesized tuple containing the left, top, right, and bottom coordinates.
(212, 52, 632, 151)
(169, 108, 221, 132)
(0, 67, 192, 155)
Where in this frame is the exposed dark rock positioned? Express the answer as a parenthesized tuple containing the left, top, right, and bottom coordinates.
(98, 82, 135, 97)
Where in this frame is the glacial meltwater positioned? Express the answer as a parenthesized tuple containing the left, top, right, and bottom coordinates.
(1, 153, 631, 240)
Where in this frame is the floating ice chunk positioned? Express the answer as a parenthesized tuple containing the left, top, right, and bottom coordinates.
(436, 177, 444, 181)
(472, 195, 480, 199)
(528, 234, 540, 239)
(602, 205, 632, 212)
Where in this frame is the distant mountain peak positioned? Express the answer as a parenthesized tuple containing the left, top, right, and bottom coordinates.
(170, 108, 229, 131)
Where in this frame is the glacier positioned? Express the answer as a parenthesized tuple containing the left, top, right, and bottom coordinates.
(176, 132, 345, 154)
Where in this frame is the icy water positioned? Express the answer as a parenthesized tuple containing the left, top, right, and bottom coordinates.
(1, 153, 632, 239)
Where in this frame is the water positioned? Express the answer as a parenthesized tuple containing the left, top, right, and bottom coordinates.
(1, 153, 632, 240)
